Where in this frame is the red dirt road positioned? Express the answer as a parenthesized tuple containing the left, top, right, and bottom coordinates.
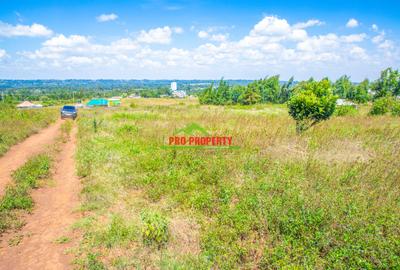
(0, 120, 62, 197)
(0, 125, 80, 270)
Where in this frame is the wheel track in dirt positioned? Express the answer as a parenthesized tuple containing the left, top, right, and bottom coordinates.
(0, 125, 81, 270)
(0, 120, 62, 197)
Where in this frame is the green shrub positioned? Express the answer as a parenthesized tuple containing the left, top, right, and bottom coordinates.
(141, 211, 169, 247)
(369, 96, 394, 115)
(335, 105, 357, 116)
(288, 79, 337, 133)
(391, 100, 400, 116)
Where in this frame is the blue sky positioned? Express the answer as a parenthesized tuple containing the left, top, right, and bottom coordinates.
(0, 0, 399, 80)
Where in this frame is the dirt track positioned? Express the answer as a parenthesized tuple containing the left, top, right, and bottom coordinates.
(0, 120, 62, 197)
(0, 125, 80, 270)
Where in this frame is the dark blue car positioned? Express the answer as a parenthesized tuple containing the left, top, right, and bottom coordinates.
(60, 105, 77, 120)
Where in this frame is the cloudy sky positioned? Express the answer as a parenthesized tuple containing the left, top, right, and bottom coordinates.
(0, 0, 399, 81)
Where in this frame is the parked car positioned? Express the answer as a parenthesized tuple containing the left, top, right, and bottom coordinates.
(60, 105, 78, 120)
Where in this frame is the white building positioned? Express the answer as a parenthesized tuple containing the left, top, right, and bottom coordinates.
(171, 82, 177, 91)
(16, 101, 43, 109)
(172, 90, 187, 98)
(336, 98, 357, 108)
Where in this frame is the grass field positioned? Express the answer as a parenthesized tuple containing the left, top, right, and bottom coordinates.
(0, 105, 58, 156)
(74, 98, 400, 269)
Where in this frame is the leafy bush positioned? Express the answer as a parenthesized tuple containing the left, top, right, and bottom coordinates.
(391, 100, 400, 116)
(288, 79, 337, 132)
(335, 105, 357, 116)
(141, 211, 169, 247)
(369, 96, 395, 115)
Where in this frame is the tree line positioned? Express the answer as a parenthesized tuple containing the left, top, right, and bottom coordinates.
(199, 68, 400, 105)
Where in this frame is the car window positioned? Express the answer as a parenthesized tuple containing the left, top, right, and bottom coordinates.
(63, 106, 76, 111)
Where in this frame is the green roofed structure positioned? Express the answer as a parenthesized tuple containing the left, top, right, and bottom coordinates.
(87, 98, 108, 107)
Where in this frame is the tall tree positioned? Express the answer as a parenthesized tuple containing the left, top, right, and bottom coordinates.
(371, 68, 400, 98)
(333, 75, 353, 98)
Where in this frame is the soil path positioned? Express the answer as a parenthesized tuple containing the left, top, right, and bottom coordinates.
(0, 125, 80, 270)
(0, 120, 62, 197)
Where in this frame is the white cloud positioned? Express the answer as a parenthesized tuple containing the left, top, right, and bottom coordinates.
(173, 27, 184, 34)
(210, 34, 229, 42)
(0, 22, 52, 37)
(0, 49, 6, 58)
(372, 24, 379, 32)
(378, 40, 394, 50)
(293, 19, 324, 29)
(198, 30, 228, 42)
(296, 34, 339, 52)
(6, 16, 399, 80)
(372, 32, 385, 44)
(341, 33, 367, 43)
(346, 18, 359, 28)
(96, 13, 118, 22)
(137, 26, 182, 44)
(251, 16, 291, 37)
(198, 30, 208, 38)
(350, 46, 368, 60)
(43, 34, 89, 47)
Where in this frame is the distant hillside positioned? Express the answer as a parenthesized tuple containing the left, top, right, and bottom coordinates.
(0, 79, 254, 90)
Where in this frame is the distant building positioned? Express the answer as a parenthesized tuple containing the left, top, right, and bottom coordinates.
(172, 90, 187, 98)
(171, 82, 177, 91)
(128, 94, 141, 99)
(336, 99, 357, 108)
(108, 97, 121, 107)
(16, 101, 43, 109)
(86, 98, 108, 107)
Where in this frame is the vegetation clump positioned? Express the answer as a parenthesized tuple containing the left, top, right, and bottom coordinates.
(334, 105, 358, 116)
(288, 79, 337, 132)
(0, 154, 51, 233)
(141, 211, 169, 248)
(0, 105, 57, 156)
(368, 94, 400, 116)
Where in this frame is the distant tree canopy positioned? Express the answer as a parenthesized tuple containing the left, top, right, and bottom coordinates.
(288, 79, 337, 133)
(199, 75, 295, 105)
(198, 67, 400, 106)
(370, 68, 400, 98)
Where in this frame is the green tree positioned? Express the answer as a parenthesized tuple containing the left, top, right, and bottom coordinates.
(288, 79, 337, 133)
(371, 68, 400, 98)
(333, 75, 353, 98)
(199, 84, 215, 104)
(215, 78, 231, 105)
(279, 76, 295, 103)
(238, 84, 261, 105)
(347, 79, 370, 103)
(262, 75, 281, 103)
(230, 85, 245, 104)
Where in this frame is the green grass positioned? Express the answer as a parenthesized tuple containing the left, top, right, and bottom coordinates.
(0, 154, 51, 234)
(0, 104, 58, 156)
(74, 98, 400, 269)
